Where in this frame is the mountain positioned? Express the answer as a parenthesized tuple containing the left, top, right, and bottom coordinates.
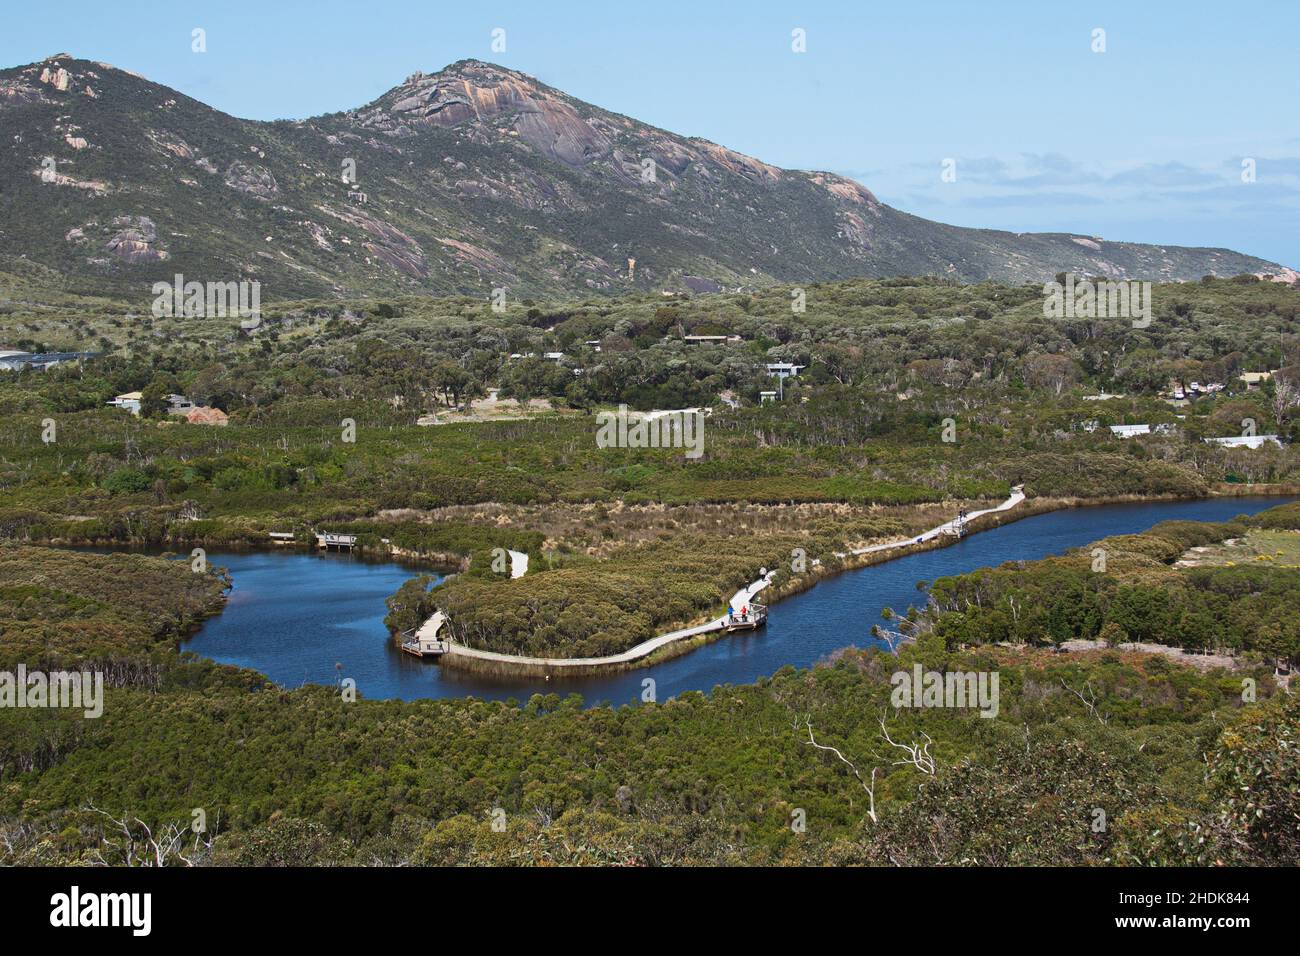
(0, 54, 1289, 302)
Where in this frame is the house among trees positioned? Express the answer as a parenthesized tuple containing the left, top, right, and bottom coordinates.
(106, 391, 143, 414)
(1204, 434, 1283, 449)
(507, 351, 567, 363)
(167, 394, 196, 415)
(765, 362, 805, 378)
(765, 362, 805, 400)
(0, 349, 98, 372)
(107, 391, 196, 417)
(1239, 371, 1274, 389)
(1109, 423, 1177, 438)
(683, 334, 742, 344)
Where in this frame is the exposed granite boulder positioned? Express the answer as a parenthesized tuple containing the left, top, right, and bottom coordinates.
(435, 236, 512, 277)
(696, 141, 781, 183)
(103, 215, 168, 263)
(303, 221, 334, 251)
(0, 78, 51, 107)
(360, 62, 612, 168)
(186, 407, 229, 426)
(148, 131, 194, 159)
(223, 162, 278, 200)
(319, 205, 429, 278)
(38, 65, 71, 91)
(810, 172, 880, 208)
(34, 167, 108, 194)
(1258, 266, 1300, 285)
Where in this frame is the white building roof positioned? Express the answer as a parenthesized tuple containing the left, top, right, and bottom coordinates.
(1204, 435, 1283, 449)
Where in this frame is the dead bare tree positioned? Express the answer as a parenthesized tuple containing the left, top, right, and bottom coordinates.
(803, 717, 878, 823)
(879, 715, 936, 775)
(0, 820, 44, 861)
(1271, 373, 1299, 428)
(871, 622, 905, 654)
(1059, 678, 1109, 725)
(84, 805, 217, 867)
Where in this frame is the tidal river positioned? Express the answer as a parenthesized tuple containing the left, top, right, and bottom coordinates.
(180, 496, 1292, 707)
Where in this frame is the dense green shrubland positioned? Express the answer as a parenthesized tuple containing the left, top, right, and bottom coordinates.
(2, 277, 1300, 866)
(2, 275, 1298, 549)
(2, 502, 1298, 866)
(926, 508, 1300, 665)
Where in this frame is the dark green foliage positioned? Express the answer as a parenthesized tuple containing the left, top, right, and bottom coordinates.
(927, 502, 1300, 666)
(0, 542, 1294, 867)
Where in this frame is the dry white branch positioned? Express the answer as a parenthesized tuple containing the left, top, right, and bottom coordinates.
(83, 805, 214, 867)
(878, 716, 936, 774)
(1059, 678, 1109, 725)
(804, 717, 878, 823)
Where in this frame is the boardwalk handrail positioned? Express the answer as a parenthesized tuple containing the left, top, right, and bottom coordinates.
(423, 488, 1026, 672)
(317, 531, 358, 544)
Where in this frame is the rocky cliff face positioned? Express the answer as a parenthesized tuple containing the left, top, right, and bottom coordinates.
(360, 64, 615, 169)
(0, 54, 1287, 302)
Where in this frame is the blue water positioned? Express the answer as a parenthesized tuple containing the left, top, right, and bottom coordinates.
(181, 496, 1292, 706)
(178, 550, 446, 698)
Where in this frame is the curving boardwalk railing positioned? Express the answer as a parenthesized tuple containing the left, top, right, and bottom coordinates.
(842, 485, 1025, 556)
(437, 487, 1025, 672)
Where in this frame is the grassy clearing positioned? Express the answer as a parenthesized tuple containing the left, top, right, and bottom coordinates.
(1176, 528, 1300, 568)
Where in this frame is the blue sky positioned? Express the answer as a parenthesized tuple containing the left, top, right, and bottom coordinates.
(5, 0, 1298, 267)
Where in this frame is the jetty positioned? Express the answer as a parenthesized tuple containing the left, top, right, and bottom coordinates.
(266, 529, 361, 551)
(315, 532, 358, 552)
(399, 610, 449, 658)
(726, 601, 767, 631)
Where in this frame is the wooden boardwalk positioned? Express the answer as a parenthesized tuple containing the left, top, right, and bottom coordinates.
(400, 610, 450, 657)
(440, 571, 777, 671)
(425, 487, 1026, 673)
(841, 485, 1025, 557)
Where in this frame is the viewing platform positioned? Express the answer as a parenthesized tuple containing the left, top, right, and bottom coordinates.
(725, 602, 767, 632)
(316, 532, 358, 551)
(399, 611, 449, 657)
